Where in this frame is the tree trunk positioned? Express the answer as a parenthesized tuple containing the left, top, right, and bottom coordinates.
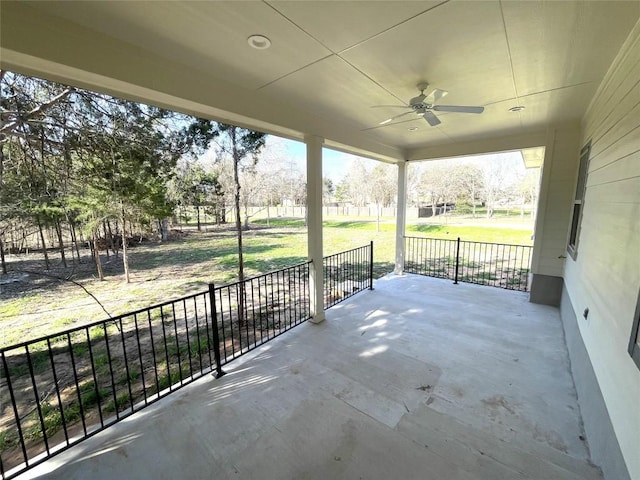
(93, 232, 104, 281)
(21, 228, 28, 254)
(243, 203, 250, 230)
(103, 221, 111, 260)
(67, 227, 76, 264)
(109, 220, 119, 258)
(159, 218, 169, 241)
(66, 216, 77, 264)
(70, 222, 82, 263)
(36, 216, 50, 270)
(376, 203, 381, 233)
(0, 143, 4, 187)
(0, 234, 7, 275)
(196, 205, 201, 231)
(232, 129, 246, 326)
(55, 220, 67, 268)
(471, 181, 476, 218)
(121, 208, 130, 283)
(48, 226, 55, 250)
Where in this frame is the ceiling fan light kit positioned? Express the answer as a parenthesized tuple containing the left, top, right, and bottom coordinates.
(376, 82, 484, 127)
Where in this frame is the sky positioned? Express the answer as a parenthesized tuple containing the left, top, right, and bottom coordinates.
(265, 136, 526, 184)
(269, 136, 363, 183)
(194, 134, 359, 181)
(198, 133, 528, 185)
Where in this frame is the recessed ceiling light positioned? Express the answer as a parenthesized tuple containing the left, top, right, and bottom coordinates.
(509, 106, 525, 112)
(248, 35, 271, 50)
(408, 127, 418, 131)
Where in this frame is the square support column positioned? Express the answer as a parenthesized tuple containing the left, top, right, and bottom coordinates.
(394, 161, 408, 274)
(305, 135, 325, 323)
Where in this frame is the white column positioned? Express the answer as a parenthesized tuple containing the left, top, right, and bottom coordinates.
(306, 135, 325, 323)
(394, 161, 408, 275)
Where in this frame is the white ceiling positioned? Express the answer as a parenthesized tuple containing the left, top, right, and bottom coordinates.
(1, 1, 638, 163)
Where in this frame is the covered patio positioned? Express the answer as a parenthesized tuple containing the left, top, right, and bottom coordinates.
(21, 275, 600, 480)
(2, 2, 639, 479)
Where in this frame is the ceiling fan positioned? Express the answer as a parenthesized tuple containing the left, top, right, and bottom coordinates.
(374, 82, 484, 127)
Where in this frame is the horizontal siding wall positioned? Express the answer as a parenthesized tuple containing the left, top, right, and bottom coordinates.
(531, 125, 580, 278)
(564, 19, 640, 480)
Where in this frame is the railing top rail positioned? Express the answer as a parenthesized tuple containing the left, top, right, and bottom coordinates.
(404, 235, 532, 249)
(0, 289, 210, 354)
(1, 250, 367, 354)
(457, 238, 532, 248)
(324, 243, 371, 261)
(1, 261, 314, 354)
(404, 235, 457, 242)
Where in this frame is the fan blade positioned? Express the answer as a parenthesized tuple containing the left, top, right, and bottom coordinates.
(425, 89, 448, 104)
(370, 105, 410, 109)
(433, 105, 484, 114)
(379, 110, 414, 125)
(423, 111, 441, 126)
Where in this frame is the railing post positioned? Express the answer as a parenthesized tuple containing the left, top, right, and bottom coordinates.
(369, 241, 374, 290)
(208, 283, 226, 379)
(454, 237, 460, 285)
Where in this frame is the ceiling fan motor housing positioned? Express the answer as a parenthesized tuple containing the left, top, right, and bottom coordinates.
(409, 94, 427, 107)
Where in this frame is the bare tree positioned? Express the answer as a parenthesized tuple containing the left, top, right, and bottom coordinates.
(215, 125, 266, 325)
(370, 164, 397, 232)
(453, 164, 483, 217)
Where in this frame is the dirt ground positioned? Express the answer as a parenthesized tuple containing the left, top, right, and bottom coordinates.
(0, 225, 308, 349)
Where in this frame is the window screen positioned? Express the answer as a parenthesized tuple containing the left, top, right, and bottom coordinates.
(567, 141, 591, 259)
(629, 290, 640, 370)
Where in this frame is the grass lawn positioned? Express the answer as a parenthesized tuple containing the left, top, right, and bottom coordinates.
(255, 216, 532, 265)
(1, 216, 533, 347)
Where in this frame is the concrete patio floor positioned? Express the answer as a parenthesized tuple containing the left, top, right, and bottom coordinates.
(20, 274, 601, 479)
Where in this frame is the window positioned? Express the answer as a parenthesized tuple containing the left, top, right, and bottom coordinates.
(629, 290, 640, 370)
(567, 141, 591, 259)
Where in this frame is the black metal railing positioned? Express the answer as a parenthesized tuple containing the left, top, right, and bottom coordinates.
(1, 247, 374, 479)
(405, 236, 532, 291)
(323, 241, 374, 309)
(0, 290, 214, 478)
(210, 261, 311, 372)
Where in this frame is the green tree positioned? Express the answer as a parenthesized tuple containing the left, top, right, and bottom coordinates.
(170, 162, 223, 231)
(71, 96, 185, 282)
(1, 70, 221, 284)
(1, 71, 76, 270)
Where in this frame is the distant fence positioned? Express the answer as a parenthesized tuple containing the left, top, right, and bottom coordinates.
(0, 246, 373, 479)
(404, 236, 532, 291)
(242, 206, 409, 218)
